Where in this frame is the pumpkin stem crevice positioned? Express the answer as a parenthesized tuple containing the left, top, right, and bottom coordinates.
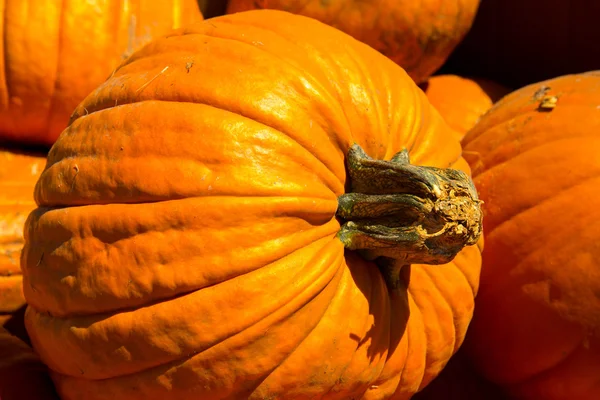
(337, 144, 482, 287)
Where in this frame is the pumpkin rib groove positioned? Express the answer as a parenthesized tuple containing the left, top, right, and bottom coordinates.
(465, 107, 600, 176)
(401, 294, 427, 393)
(41, 100, 346, 206)
(252, 255, 355, 399)
(63, 91, 346, 197)
(469, 134, 600, 181)
(26, 235, 344, 379)
(43, 0, 66, 137)
(475, 155, 600, 238)
(49, 251, 347, 400)
(408, 269, 456, 389)
(441, 250, 478, 299)
(418, 265, 465, 350)
(316, 262, 379, 398)
(23, 198, 340, 317)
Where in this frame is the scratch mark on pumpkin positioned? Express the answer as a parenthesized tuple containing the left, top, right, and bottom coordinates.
(35, 252, 44, 267)
(136, 66, 170, 94)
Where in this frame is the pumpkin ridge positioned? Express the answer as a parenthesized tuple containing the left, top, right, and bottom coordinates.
(49, 250, 346, 400)
(466, 117, 600, 177)
(418, 265, 465, 347)
(27, 235, 344, 380)
(65, 92, 346, 197)
(23, 198, 340, 316)
(407, 268, 456, 388)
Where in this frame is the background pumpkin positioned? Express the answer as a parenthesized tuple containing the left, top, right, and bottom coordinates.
(23, 10, 482, 400)
(461, 71, 600, 400)
(226, 0, 481, 84)
(0, 146, 46, 342)
(0, 0, 203, 148)
(0, 327, 59, 400)
(420, 75, 509, 139)
(441, 0, 600, 88)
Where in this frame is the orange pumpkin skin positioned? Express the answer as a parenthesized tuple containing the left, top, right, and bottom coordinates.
(0, 326, 59, 400)
(461, 72, 600, 400)
(421, 75, 509, 138)
(23, 10, 482, 400)
(0, 0, 203, 148)
(0, 147, 46, 337)
(226, 0, 480, 84)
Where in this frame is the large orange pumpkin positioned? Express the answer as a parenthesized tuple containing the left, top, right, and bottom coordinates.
(23, 10, 483, 400)
(226, 0, 480, 84)
(462, 72, 600, 400)
(0, 326, 59, 400)
(0, 147, 46, 340)
(421, 75, 509, 138)
(0, 0, 203, 148)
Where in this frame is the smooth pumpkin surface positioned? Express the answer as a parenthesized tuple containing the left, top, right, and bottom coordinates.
(226, 0, 480, 84)
(462, 72, 600, 399)
(23, 10, 482, 400)
(442, 0, 600, 88)
(0, 147, 46, 339)
(0, 0, 203, 148)
(0, 326, 59, 400)
(421, 75, 509, 138)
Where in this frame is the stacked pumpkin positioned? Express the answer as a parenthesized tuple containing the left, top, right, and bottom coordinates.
(0, 1, 204, 398)
(2, 1, 599, 400)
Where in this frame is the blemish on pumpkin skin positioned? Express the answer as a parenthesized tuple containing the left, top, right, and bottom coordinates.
(537, 95, 558, 112)
(185, 61, 194, 73)
(532, 85, 551, 101)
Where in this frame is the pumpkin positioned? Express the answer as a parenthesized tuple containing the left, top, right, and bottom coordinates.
(226, 0, 481, 84)
(23, 10, 483, 400)
(0, 147, 46, 341)
(461, 71, 600, 400)
(0, 326, 59, 400)
(420, 75, 509, 138)
(442, 0, 600, 88)
(0, 0, 203, 148)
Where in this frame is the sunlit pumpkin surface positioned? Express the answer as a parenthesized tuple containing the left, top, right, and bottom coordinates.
(23, 10, 482, 400)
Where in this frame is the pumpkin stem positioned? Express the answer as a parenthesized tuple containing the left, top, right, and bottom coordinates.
(337, 144, 482, 288)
